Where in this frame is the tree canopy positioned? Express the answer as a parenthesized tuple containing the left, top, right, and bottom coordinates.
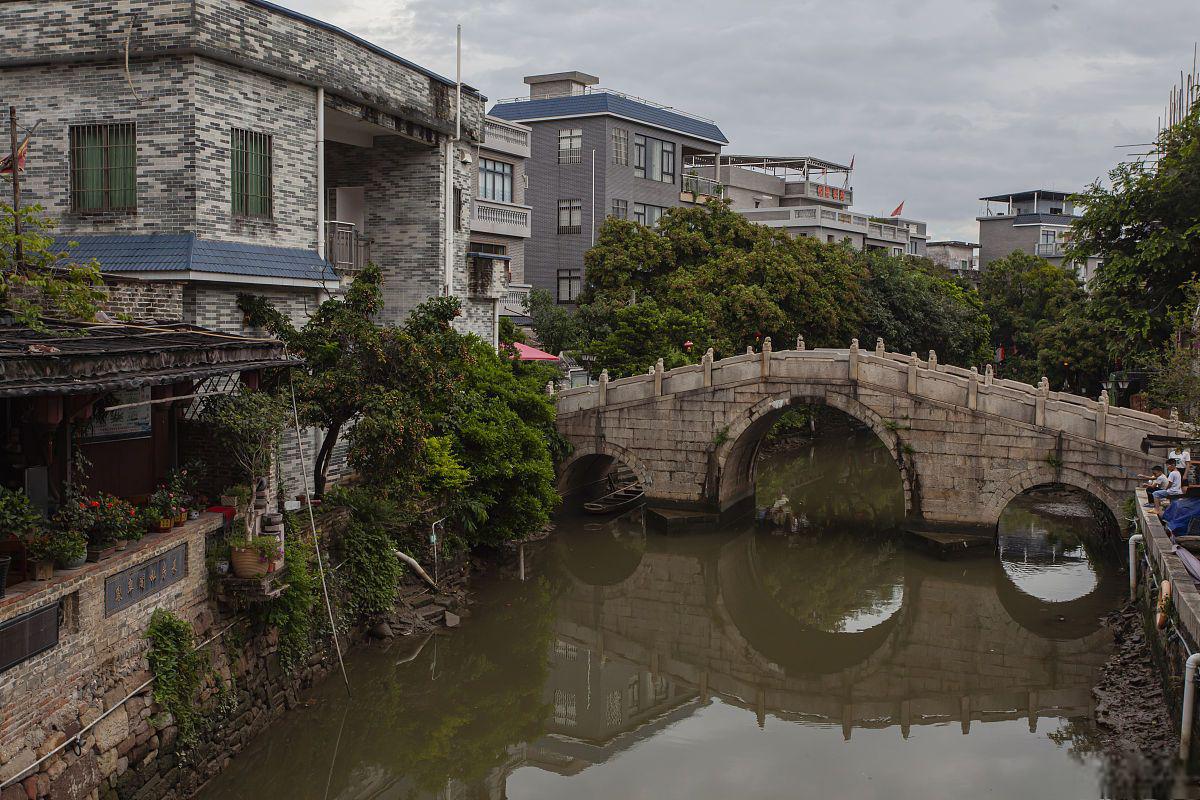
(577, 202, 991, 376)
(1, 203, 105, 327)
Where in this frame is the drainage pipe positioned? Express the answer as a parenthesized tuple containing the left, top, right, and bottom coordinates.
(1182, 652, 1200, 760)
(1130, 533, 1144, 600)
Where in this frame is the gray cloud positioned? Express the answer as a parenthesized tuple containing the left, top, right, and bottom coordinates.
(286, 0, 1199, 240)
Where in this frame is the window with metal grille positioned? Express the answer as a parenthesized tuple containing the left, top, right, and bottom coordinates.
(610, 198, 628, 219)
(69, 123, 136, 212)
(231, 128, 273, 218)
(558, 128, 582, 164)
(611, 127, 628, 165)
(558, 199, 582, 234)
(557, 269, 581, 303)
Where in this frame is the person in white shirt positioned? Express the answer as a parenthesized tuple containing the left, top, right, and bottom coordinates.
(1151, 462, 1185, 513)
(1141, 465, 1170, 507)
(1170, 446, 1196, 484)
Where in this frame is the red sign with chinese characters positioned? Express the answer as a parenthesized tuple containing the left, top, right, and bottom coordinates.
(814, 185, 847, 202)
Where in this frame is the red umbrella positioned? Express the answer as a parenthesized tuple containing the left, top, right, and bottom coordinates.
(510, 342, 559, 361)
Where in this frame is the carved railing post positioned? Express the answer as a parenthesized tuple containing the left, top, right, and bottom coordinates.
(927, 350, 938, 371)
(1096, 389, 1108, 441)
(907, 352, 918, 394)
(746, 345, 755, 355)
(984, 363, 994, 386)
(968, 367, 979, 410)
(654, 358, 664, 396)
(1035, 377, 1049, 427)
(762, 336, 772, 378)
(875, 337, 885, 357)
(796, 335, 805, 351)
(703, 347, 714, 387)
(848, 338, 860, 382)
(598, 369, 609, 406)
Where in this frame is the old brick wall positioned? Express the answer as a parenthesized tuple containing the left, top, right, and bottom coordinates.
(103, 280, 185, 322)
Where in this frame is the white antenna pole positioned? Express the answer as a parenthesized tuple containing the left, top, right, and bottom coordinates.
(455, 24, 462, 142)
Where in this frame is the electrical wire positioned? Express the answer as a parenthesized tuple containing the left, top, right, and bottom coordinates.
(289, 374, 351, 697)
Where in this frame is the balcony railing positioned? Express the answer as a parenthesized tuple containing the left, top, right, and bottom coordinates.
(483, 117, 531, 158)
(325, 221, 370, 276)
(501, 283, 532, 316)
(681, 173, 724, 199)
(1036, 242, 1066, 257)
(473, 199, 532, 238)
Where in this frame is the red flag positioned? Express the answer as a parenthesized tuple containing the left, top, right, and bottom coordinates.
(0, 134, 29, 176)
(889, 201, 905, 217)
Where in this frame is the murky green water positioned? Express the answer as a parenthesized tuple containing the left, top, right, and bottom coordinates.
(199, 419, 1128, 800)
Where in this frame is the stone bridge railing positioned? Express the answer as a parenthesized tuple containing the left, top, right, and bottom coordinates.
(557, 337, 1175, 455)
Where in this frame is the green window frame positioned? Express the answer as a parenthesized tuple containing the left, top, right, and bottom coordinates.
(231, 128, 273, 219)
(69, 123, 137, 212)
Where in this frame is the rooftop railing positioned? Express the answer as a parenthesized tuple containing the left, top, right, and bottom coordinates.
(494, 87, 717, 125)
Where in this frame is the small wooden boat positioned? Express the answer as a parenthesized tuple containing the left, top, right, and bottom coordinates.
(584, 482, 645, 515)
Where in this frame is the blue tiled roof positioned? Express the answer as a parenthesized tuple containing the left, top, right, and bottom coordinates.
(488, 93, 728, 145)
(52, 234, 338, 282)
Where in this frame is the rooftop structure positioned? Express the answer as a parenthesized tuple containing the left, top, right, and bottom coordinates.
(976, 188, 1100, 280)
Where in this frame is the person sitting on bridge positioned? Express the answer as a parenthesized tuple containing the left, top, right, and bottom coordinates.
(1150, 461, 1185, 513)
(1141, 465, 1169, 507)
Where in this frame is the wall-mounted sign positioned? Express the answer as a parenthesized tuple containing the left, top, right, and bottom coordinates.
(814, 184, 847, 203)
(0, 602, 59, 673)
(104, 543, 188, 617)
(83, 387, 152, 442)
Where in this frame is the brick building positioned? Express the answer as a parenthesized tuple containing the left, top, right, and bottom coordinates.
(1, 0, 502, 495)
(0, 0, 498, 334)
(488, 71, 728, 305)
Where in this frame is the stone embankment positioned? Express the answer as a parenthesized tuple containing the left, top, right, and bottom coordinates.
(0, 511, 470, 800)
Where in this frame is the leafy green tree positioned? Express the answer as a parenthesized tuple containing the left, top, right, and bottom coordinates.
(978, 251, 1096, 388)
(523, 288, 581, 355)
(586, 297, 707, 378)
(239, 266, 464, 495)
(859, 252, 991, 365)
(578, 202, 990, 372)
(1071, 106, 1200, 361)
(1, 203, 105, 327)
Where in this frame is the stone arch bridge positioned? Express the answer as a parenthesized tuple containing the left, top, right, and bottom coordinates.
(555, 339, 1175, 528)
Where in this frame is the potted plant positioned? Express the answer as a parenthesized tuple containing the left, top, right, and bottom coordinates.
(24, 531, 55, 580)
(85, 493, 139, 558)
(148, 489, 175, 533)
(228, 520, 283, 578)
(0, 486, 43, 581)
(48, 528, 88, 570)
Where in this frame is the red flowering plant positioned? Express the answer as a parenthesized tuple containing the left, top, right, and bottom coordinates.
(87, 493, 141, 546)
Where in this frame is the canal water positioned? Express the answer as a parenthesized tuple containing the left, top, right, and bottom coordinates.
(199, 417, 1129, 799)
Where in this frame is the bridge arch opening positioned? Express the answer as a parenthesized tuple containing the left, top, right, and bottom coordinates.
(557, 443, 651, 502)
(716, 390, 913, 522)
(992, 485, 1124, 640)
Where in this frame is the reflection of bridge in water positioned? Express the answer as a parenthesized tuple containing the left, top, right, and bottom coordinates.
(528, 526, 1120, 773)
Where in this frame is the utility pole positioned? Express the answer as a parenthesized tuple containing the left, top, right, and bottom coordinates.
(8, 105, 22, 269)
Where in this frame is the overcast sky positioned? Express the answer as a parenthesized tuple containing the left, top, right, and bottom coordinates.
(285, 0, 1198, 241)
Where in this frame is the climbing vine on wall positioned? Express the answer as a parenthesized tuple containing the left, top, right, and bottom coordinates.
(265, 514, 319, 671)
(145, 609, 210, 749)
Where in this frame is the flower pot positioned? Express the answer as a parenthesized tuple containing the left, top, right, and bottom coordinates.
(86, 545, 117, 563)
(58, 553, 88, 570)
(230, 546, 271, 579)
(188, 509, 200, 521)
(115, 539, 129, 551)
(175, 511, 187, 526)
(156, 518, 173, 533)
(0, 555, 10, 597)
(31, 560, 54, 581)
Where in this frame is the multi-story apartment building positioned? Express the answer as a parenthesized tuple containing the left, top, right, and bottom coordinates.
(469, 116, 535, 319)
(1, 0, 493, 336)
(488, 71, 728, 304)
(927, 240, 981, 283)
(1, 0, 493, 495)
(700, 155, 927, 256)
(977, 189, 1102, 281)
